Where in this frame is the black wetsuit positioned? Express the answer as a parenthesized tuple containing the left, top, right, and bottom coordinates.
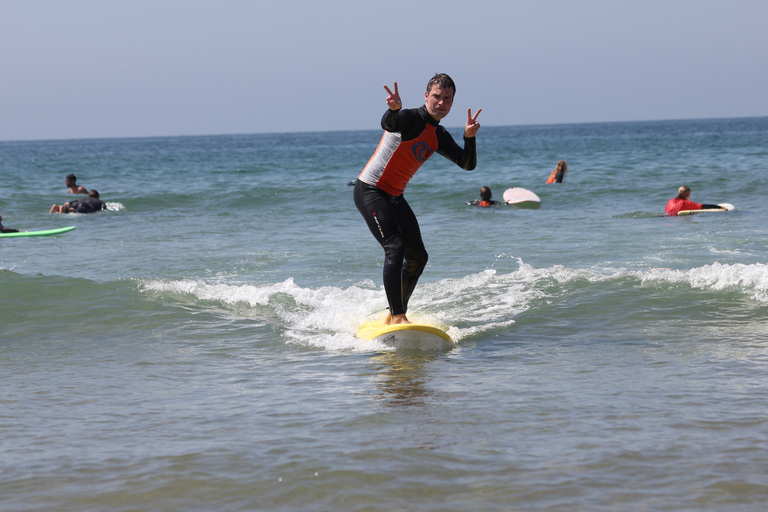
(66, 197, 106, 213)
(0, 222, 19, 233)
(354, 106, 477, 316)
(466, 200, 499, 206)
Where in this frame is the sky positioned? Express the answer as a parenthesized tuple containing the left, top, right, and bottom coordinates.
(1, 0, 767, 141)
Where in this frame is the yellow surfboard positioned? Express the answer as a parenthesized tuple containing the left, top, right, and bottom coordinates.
(357, 320, 454, 350)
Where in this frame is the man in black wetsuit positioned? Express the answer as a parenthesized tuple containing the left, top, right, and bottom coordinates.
(50, 190, 107, 214)
(354, 74, 481, 325)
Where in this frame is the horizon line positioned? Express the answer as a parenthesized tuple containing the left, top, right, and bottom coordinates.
(1, 114, 766, 144)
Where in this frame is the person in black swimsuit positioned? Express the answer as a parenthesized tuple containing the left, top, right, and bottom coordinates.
(0, 214, 20, 233)
(466, 186, 499, 207)
(50, 190, 107, 214)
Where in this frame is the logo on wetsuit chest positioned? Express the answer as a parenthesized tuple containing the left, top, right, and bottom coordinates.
(411, 142, 433, 162)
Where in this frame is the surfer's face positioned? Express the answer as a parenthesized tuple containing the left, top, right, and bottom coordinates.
(425, 85, 454, 121)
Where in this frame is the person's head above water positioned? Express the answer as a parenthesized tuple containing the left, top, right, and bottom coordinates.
(676, 186, 691, 200)
(480, 186, 492, 202)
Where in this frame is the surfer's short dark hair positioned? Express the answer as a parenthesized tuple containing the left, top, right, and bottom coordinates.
(66, 174, 77, 182)
(88, 189, 100, 199)
(426, 73, 456, 96)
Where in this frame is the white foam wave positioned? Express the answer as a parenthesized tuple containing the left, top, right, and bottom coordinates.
(635, 262, 768, 302)
(135, 260, 768, 352)
(135, 262, 544, 351)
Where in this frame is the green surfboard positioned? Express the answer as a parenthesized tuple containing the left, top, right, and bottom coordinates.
(0, 226, 76, 238)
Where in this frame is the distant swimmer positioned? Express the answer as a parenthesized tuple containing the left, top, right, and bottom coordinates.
(665, 186, 725, 216)
(66, 174, 88, 194)
(466, 186, 499, 207)
(0, 214, 20, 233)
(545, 160, 568, 183)
(50, 190, 107, 214)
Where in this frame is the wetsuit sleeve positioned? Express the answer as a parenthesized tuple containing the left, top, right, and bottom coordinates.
(381, 108, 422, 134)
(436, 128, 477, 170)
(701, 204, 722, 209)
(1, 227, 20, 233)
(381, 109, 400, 131)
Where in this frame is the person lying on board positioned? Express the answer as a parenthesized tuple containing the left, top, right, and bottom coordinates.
(665, 186, 726, 216)
(50, 190, 107, 214)
(0, 214, 20, 233)
(545, 160, 568, 183)
(466, 186, 499, 207)
(66, 174, 88, 194)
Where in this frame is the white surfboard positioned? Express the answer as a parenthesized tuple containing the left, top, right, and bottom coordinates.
(678, 203, 735, 216)
(503, 188, 541, 209)
(357, 321, 454, 350)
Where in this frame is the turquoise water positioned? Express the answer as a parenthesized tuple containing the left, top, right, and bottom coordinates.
(2, 117, 768, 511)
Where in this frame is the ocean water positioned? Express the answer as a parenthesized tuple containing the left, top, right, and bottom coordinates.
(1, 117, 768, 511)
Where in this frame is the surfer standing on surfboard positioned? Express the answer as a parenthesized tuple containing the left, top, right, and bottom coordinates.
(665, 186, 726, 216)
(353, 74, 481, 325)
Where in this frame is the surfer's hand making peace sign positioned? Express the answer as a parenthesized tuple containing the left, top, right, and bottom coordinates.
(464, 108, 482, 138)
(383, 82, 402, 110)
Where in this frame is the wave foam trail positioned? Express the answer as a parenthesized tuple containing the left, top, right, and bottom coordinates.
(135, 261, 768, 352)
(134, 260, 593, 351)
(137, 277, 390, 350)
(637, 262, 768, 302)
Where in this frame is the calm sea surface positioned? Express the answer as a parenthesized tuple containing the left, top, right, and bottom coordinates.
(2, 117, 768, 511)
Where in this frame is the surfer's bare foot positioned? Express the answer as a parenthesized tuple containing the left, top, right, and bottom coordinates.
(386, 313, 411, 325)
(50, 204, 59, 214)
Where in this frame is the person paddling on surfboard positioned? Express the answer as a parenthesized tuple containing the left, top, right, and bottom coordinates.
(354, 74, 481, 325)
(50, 189, 107, 214)
(0, 214, 20, 233)
(665, 186, 725, 216)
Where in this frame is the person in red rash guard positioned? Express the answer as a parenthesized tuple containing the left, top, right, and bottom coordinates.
(665, 186, 725, 216)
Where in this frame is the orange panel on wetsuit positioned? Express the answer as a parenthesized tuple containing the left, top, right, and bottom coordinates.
(358, 126, 438, 197)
